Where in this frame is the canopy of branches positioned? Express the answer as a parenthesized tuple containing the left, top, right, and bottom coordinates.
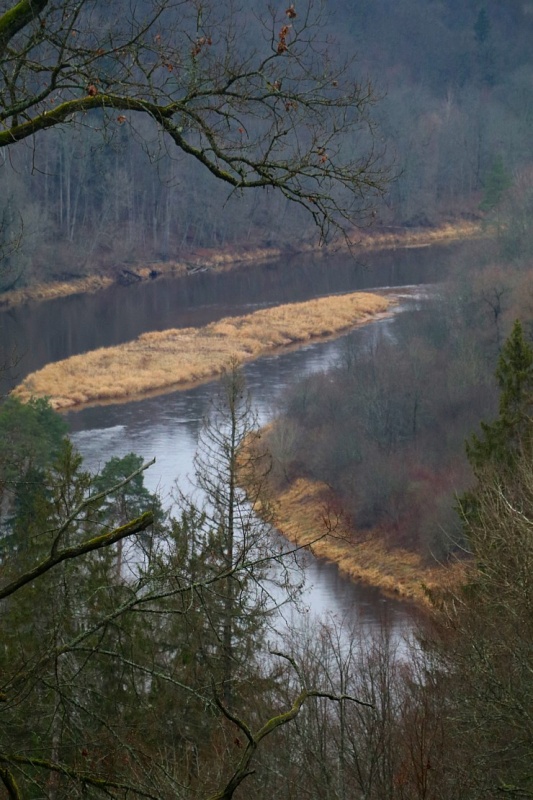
(0, 0, 387, 240)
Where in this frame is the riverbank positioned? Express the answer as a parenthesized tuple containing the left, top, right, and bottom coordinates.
(0, 220, 483, 311)
(14, 291, 392, 411)
(273, 477, 465, 606)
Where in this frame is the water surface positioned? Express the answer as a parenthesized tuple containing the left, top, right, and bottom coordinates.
(1, 244, 457, 634)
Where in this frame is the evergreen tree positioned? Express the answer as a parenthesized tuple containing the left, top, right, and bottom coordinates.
(466, 319, 533, 472)
(92, 452, 164, 577)
(0, 397, 68, 559)
(474, 7, 491, 45)
(430, 323, 533, 798)
(0, 397, 67, 497)
(479, 156, 512, 212)
(181, 361, 283, 708)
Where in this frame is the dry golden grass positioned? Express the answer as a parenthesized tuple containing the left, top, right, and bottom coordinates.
(0, 275, 115, 310)
(273, 477, 465, 606)
(0, 251, 282, 310)
(14, 291, 391, 410)
(353, 220, 484, 252)
(0, 221, 483, 311)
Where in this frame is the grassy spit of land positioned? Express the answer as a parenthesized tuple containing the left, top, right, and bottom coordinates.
(14, 291, 392, 411)
(272, 477, 465, 606)
(0, 221, 483, 311)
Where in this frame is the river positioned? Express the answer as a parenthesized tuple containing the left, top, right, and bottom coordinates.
(66, 299, 419, 635)
(1, 243, 460, 634)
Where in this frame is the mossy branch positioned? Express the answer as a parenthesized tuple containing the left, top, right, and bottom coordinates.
(0, 753, 160, 799)
(0, 512, 153, 601)
(50, 456, 156, 555)
(0, 458, 156, 601)
(208, 653, 373, 800)
(0, 767, 21, 800)
(0, 95, 177, 147)
(0, 0, 48, 54)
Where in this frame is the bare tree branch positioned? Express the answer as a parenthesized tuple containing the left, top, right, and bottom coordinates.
(208, 652, 373, 800)
(0, 0, 389, 241)
(0, 752, 160, 800)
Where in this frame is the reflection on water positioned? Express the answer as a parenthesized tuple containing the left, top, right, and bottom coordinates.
(0, 243, 458, 388)
(0, 245, 455, 636)
(68, 303, 422, 636)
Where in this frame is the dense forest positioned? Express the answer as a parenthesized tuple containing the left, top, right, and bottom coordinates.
(1, 327, 532, 799)
(1, 0, 533, 798)
(2, 0, 533, 289)
(266, 238, 533, 560)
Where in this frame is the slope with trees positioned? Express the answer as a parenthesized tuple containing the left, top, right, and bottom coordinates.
(250, 321, 533, 799)
(0, 0, 390, 291)
(265, 243, 533, 566)
(3, 1, 533, 288)
(2, 1, 533, 796)
(420, 321, 533, 798)
(0, 366, 368, 799)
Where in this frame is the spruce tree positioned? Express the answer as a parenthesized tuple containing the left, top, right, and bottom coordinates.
(434, 321, 533, 799)
(466, 319, 533, 473)
(480, 156, 511, 212)
(182, 362, 276, 708)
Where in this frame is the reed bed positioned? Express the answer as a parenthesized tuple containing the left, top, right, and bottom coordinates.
(355, 220, 483, 251)
(0, 221, 482, 311)
(14, 291, 390, 410)
(273, 477, 464, 605)
(0, 275, 115, 310)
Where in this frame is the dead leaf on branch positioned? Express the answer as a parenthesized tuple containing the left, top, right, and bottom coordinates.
(277, 24, 291, 54)
(191, 36, 213, 57)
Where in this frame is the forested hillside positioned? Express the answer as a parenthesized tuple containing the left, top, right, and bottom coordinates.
(266, 227, 533, 571)
(247, 0, 533, 578)
(2, 2, 533, 798)
(2, 330, 533, 799)
(3, 0, 533, 289)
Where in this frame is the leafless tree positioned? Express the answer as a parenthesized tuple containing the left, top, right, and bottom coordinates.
(0, 0, 388, 242)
